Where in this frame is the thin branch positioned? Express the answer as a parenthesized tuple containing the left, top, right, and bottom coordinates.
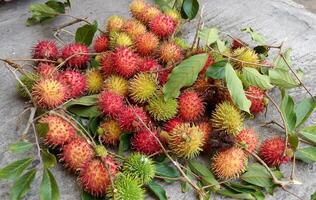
(282, 187, 304, 200)
(190, 5, 205, 51)
(155, 175, 183, 181)
(31, 107, 43, 165)
(260, 120, 285, 130)
(60, 14, 105, 34)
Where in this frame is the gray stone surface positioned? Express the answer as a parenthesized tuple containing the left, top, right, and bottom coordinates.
(1, 0, 316, 199)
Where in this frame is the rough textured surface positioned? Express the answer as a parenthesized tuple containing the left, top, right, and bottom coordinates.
(0, 0, 316, 199)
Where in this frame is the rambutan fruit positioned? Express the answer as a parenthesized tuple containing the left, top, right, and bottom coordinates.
(135, 32, 159, 56)
(102, 155, 119, 176)
(122, 19, 147, 40)
(149, 14, 176, 38)
(178, 91, 205, 122)
(245, 86, 266, 114)
(117, 106, 150, 132)
(140, 6, 161, 24)
(32, 78, 67, 109)
(129, 73, 158, 103)
(60, 137, 94, 172)
(61, 43, 90, 68)
(113, 47, 140, 78)
(109, 32, 133, 48)
(163, 117, 183, 132)
(107, 174, 144, 200)
(259, 137, 290, 167)
(57, 70, 87, 98)
(86, 68, 103, 94)
(235, 129, 257, 153)
(106, 15, 125, 32)
(98, 119, 122, 145)
(104, 75, 129, 97)
(98, 90, 125, 117)
(197, 121, 213, 150)
(168, 123, 205, 158)
(147, 94, 178, 121)
(232, 47, 259, 68)
(164, 9, 181, 26)
(129, 0, 147, 20)
(211, 147, 247, 180)
(214, 80, 232, 104)
(139, 58, 161, 72)
(157, 67, 172, 85)
(211, 101, 244, 135)
(33, 40, 59, 60)
(231, 39, 244, 49)
(36, 63, 57, 78)
(123, 153, 155, 184)
(16, 73, 38, 99)
(93, 35, 109, 53)
(79, 159, 110, 196)
(159, 41, 183, 63)
(131, 130, 162, 155)
(38, 115, 76, 147)
(100, 52, 115, 76)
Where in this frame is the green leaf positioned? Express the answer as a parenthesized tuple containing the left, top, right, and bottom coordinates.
(295, 147, 316, 163)
(269, 68, 299, 89)
(225, 62, 251, 113)
(198, 28, 219, 46)
(155, 162, 180, 180)
(241, 27, 266, 45)
(0, 158, 33, 180)
(45, 1, 66, 13)
(217, 189, 255, 200)
(274, 48, 292, 70)
(163, 54, 208, 100)
(154, 0, 173, 11)
(36, 123, 49, 137)
(311, 191, 316, 200)
(288, 134, 299, 150)
(40, 168, 59, 200)
(188, 160, 220, 190)
(64, 95, 98, 108)
(181, 0, 199, 20)
(216, 39, 228, 53)
(205, 60, 226, 79)
(147, 180, 168, 200)
(75, 21, 98, 46)
(41, 149, 57, 168)
(118, 133, 132, 155)
(81, 191, 104, 200)
(10, 169, 37, 200)
(300, 126, 316, 144)
(68, 105, 101, 118)
(242, 67, 273, 90)
(9, 141, 33, 154)
(280, 91, 296, 132)
(295, 97, 316, 128)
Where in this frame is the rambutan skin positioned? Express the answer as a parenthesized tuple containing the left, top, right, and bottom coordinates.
(113, 47, 140, 78)
(98, 91, 125, 117)
(246, 86, 265, 114)
(232, 47, 259, 68)
(235, 128, 258, 153)
(33, 40, 59, 60)
(57, 70, 87, 99)
(102, 156, 119, 176)
(159, 42, 183, 63)
(149, 14, 176, 38)
(93, 35, 109, 53)
(60, 137, 94, 172)
(117, 106, 150, 132)
(109, 32, 133, 48)
(178, 91, 205, 122)
(38, 115, 76, 147)
(140, 5, 161, 24)
(131, 130, 162, 155)
(106, 15, 125, 32)
(147, 94, 178, 121)
(36, 63, 58, 78)
(211, 147, 247, 180)
(100, 52, 115, 76)
(129, 73, 158, 103)
(61, 43, 90, 68)
(197, 121, 213, 151)
(16, 73, 38, 99)
(139, 58, 161, 72)
(158, 67, 172, 85)
(135, 32, 159, 56)
(129, 0, 147, 20)
(259, 137, 290, 167)
(122, 19, 147, 40)
(99, 119, 122, 145)
(86, 68, 103, 94)
(163, 117, 183, 132)
(104, 75, 129, 97)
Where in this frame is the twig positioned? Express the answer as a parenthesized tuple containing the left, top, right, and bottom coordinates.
(260, 120, 285, 130)
(155, 175, 183, 181)
(60, 14, 106, 34)
(298, 138, 315, 146)
(56, 52, 100, 70)
(282, 187, 304, 200)
(31, 108, 43, 165)
(190, 5, 205, 51)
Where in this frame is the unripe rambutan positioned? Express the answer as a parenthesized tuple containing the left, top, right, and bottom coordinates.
(86, 68, 103, 94)
(135, 32, 159, 56)
(100, 52, 114, 76)
(57, 70, 86, 98)
(245, 86, 265, 114)
(168, 123, 205, 158)
(32, 78, 67, 109)
(93, 35, 109, 53)
(117, 106, 150, 132)
(104, 75, 129, 96)
(33, 40, 59, 60)
(140, 6, 161, 24)
(106, 174, 144, 200)
(60, 137, 94, 172)
(99, 119, 122, 145)
(98, 90, 125, 117)
(36, 63, 57, 78)
(149, 14, 176, 38)
(38, 115, 76, 147)
(129, 73, 158, 103)
(106, 15, 125, 32)
(232, 47, 259, 68)
(163, 117, 183, 132)
(197, 121, 213, 150)
(147, 94, 178, 121)
(131, 130, 162, 155)
(211, 101, 244, 135)
(122, 19, 147, 40)
(139, 58, 161, 72)
(235, 129, 257, 153)
(178, 91, 205, 122)
(79, 159, 110, 196)
(123, 153, 155, 184)
(61, 43, 90, 68)
(16, 73, 38, 99)
(109, 32, 133, 48)
(159, 41, 183, 63)
(211, 147, 247, 180)
(113, 47, 140, 78)
(129, 0, 147, 20)
(259, 137, 290, 167)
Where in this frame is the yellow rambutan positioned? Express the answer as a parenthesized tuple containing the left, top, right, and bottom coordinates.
(129, 73, 158, 103)
(122, 19, 147, 40)
(104, 75, 129, 96)
(98, 118, 122, 145)
(232, 47, 259, 68)
(86, 68, 103, 94)
(109, 32, 133, 48)
(106, 15, 125, 32)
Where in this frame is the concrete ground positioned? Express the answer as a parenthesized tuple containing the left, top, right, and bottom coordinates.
(1, 0, 316, 199)
(294, 0, 316, 13)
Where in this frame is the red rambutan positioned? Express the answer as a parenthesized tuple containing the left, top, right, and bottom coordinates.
(139, 58, 161, 72)
(197, 121, 212, 151)
(131, 130, 162, 155)
(33, 40, 59, 60)
(93, 35, 109, 53)
(245, 86, 266, 114)
(149, 14, 176, 38)
(98, 91, 125, 117)
(100, 52, 115, 76)
(135, 32, 159, 56)
(36, 63, 58, 78)
(163, 117, 183, 132)
(235, 128, 257, 153)
(57, 70, 86, 99)
(113, 47, 140, 78)
(231, 39, 244, 49)
(101, 156, 119, 176)
(159, 41, 183, 63)
(121, 19, 147, 40)
(117, 106, 150, 132)
(178, 91, 205, 122)
(158, 67, 172, 85)
(61, 43, 90, 68)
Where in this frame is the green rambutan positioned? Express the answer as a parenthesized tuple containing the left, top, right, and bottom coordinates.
(122, 19, 147, 40)
(129, 73, 158, 103)
(235, 128, 258, 153)
(178, 91, 205, 122)
(86, 68, 103, 94)
(147, 94, 178, 121)
(135, 32, 159, 56)
(211, 101, 244, 135)
(159, 41, 183, 63)
(104, 75, 129, 97)
(16, 73, 38, 99)
(232, 47, 259, 68)
(106, 15, 125, 32)
(109, 32, 133, 48)
(98, 118, 122, 145)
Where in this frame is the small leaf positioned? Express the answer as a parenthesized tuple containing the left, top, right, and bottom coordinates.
(280, 91, 296, 132)
(118, 133, 132, 155)
(36, 123, 49, 137)
(225, 62, 251, 113)
(295, 97, 316, 128)
(9, 141, 33, 154)
(155, 162, 180, 180)
(295, 147, 316, 163)
(288, 134, 299, 150)
(300, 126, 316, 144)
(147, 180, 168, 200)
(216, 39, 228, 53)
(40, 168, 59, 200)
(241, 27, 266, 45)
(181, 0, 199, 20)
(269, 68, 299, 89)
(10, 169, 37, 200)
(64, 95, 98, 108)
(45, 1, 66, 13)
(68, 105, 101, 118)
(198, 28, 219, 46)
(311, 191, 316, 200)
(0, 158, 33, 180)
(75, 21, 98, 46)
(205, 60, 226, 79)
(217, 189, 255, 200)
(81, 191, 104, 200)
(274, 48, 292, 70)
(242, 67, 273, 90)
(163, 54, 208, 100)
(41, 149, 57, 168)
(154, 0, 172, 11)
